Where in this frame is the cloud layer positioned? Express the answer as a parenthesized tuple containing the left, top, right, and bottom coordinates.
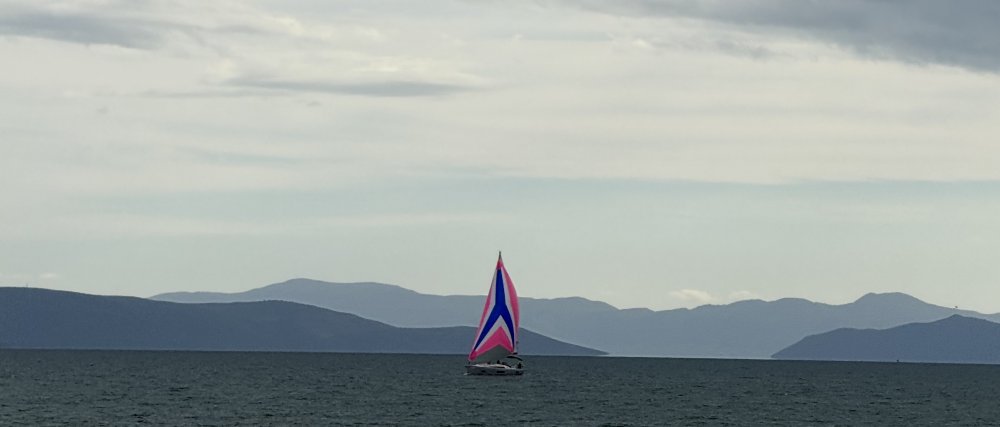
(570, 0, 1000, 72)
(2, 1, 1000, 311)
(228, 78, 473, 97)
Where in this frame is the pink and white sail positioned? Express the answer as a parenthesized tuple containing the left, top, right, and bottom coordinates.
(468, 253, 520, 363)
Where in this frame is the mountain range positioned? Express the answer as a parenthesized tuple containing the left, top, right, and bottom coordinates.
(153, 278, 999, 358)
(774, 315, 1000, 364)
(0, 287, 604, 356)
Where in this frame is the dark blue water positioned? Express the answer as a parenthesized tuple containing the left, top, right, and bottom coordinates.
(2, 350, 999, 425)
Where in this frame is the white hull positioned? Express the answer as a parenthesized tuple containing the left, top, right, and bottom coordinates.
(465, 363, 524, 376)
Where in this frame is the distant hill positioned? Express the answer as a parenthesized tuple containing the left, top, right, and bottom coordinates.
(154, 279, 1000, 358)
(773, 315, 1000, 364)
(155, 279, 618, 329)
(0, 287, 605, 357)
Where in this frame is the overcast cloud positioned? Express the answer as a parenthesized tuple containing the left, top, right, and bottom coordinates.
(2, 0, 1000, 311)
(0, 10, 165, 48)
(569, 0, 1000, 72)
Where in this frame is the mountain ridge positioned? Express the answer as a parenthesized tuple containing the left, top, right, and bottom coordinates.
(152, 278, 1000, 358)
(0, 287, 605, 356)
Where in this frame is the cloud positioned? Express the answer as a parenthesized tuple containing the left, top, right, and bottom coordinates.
(728, 290, 759, 301)
(669, 289, 763, 305)
(3, 0, 999, 189)
(0, 10, 164, 49)
(0, 2, 484, 99)
(568, 0, 1000, 72)
(0, 1, 300, 51)
(669, 289, 715, 304)
(227, 77, 473, 97)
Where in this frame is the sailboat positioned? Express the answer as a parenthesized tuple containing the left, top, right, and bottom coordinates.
(465, 252, 524, 376)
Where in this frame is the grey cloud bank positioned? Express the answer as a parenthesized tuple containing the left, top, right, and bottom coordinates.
(0, 11, 163, 49)
(571, 0, 1000, 72)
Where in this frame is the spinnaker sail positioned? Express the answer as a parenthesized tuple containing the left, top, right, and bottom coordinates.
(468, 252, 520, 364)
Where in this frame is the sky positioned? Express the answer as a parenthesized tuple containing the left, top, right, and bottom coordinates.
(2, 0, 1000, 312)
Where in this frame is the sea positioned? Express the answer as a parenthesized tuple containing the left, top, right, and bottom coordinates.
(2, 350, 999, 426)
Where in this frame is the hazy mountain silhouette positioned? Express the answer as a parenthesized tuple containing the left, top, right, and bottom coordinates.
(773, 315, 1000, 364)
(155, 279, 618, 329)
(154, 279, 1000, 358)
(0, 287, 604, 356)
